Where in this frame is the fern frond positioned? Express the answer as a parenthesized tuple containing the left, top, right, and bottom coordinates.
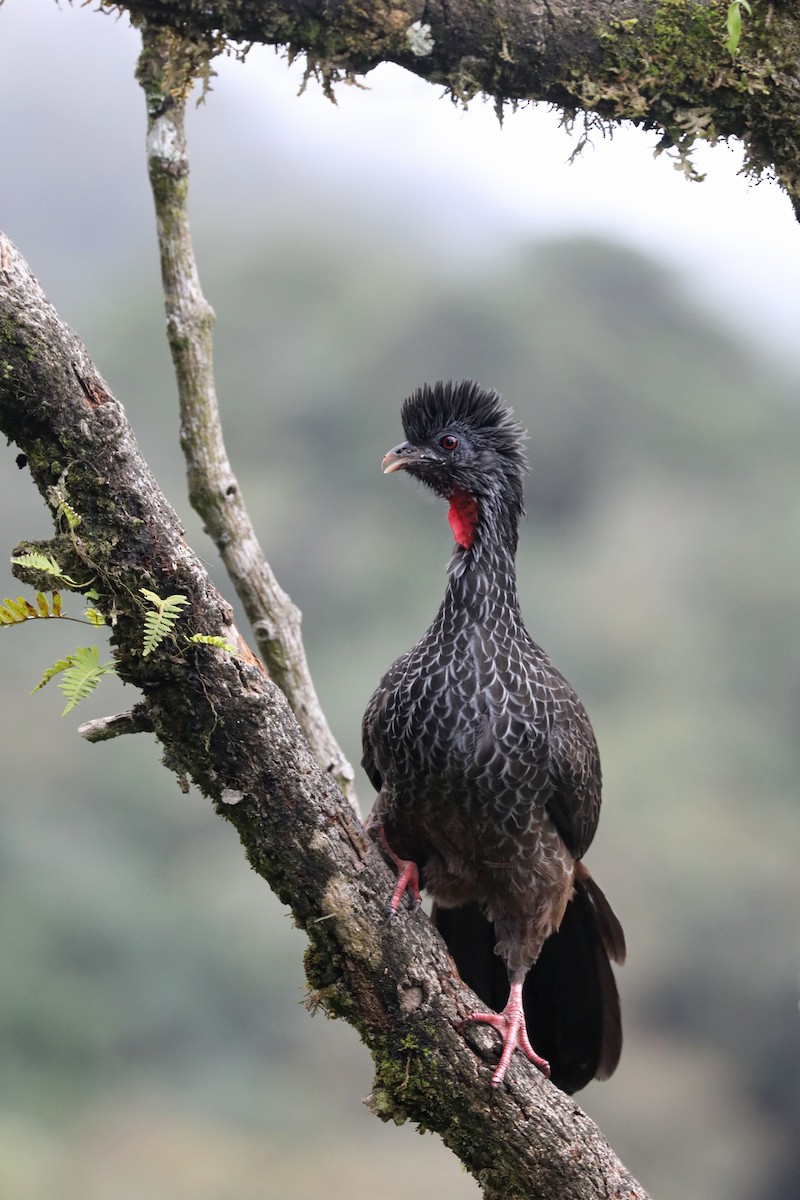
(187, 633, 237, 654)
(31, 656, 76, 694)
(84, 607, 106, 627)
(11, 551, 85, 588)
(32, 646, 116, 709)
(140, 589, 189, 656)
(60, 501, 81, 531)
(725, 0, 751, 55)
(0, 595, 41, 624)
(57, 646, 116, 714)
(0, 591, 66, 625)
(5, 596, 36, 620)
(0, 598, 26, 625)
(139, 588, 167, 607)
(47, 482, 82, 532)
(13, 551, 63, 576)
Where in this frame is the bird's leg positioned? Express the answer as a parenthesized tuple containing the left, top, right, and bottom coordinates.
(377, 826, 422, 919)
(464, 967, 551, 1088)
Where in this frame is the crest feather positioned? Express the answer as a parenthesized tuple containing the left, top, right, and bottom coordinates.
(401, 381, 528, 478)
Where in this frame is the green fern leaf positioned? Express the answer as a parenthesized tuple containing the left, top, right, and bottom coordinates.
(725, 0, 751, 54)
(31, 656, 76, 694)
(0, 595, 37, 624)
(6, 596, 34, 620)
(46, 478, 82, 533)
(12, 551, 64, 576)
(0, 591, 66, 625)
(11, 551, 84, 588)
(57, 646, 116, 714)
(139, 588, 166, 607)
(0, 599, 24, 625)
(84, 607, 106, 627)
(140, 589, 189, 656)
(59, 499, 81, 530)
(187, 633, 237, 654)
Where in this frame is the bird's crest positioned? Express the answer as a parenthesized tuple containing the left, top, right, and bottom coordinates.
(401, 380, 528, 478)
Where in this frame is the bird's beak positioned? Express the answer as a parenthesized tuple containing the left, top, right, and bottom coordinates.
(381, 441, 427, 474)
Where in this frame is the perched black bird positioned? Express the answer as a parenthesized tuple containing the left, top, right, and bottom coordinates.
(362, 380, 625, 1092)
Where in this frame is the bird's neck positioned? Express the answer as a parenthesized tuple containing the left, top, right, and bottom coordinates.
(447, 489, 479, 550)
(444, 488, 521, 619)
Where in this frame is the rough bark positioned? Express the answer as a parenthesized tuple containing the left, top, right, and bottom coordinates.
(110, 0, 800, 214)
(0, 234, 648, 1198)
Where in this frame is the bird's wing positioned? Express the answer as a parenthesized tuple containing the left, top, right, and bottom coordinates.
(514, 636, 602, 859)
(361, 686, 384, 794)
(545, 696, 602, 860)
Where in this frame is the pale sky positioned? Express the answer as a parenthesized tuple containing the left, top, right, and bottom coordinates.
(229, 48, 800, 367)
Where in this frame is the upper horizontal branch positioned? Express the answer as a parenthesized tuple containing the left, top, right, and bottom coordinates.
(114, 0, 800, 213)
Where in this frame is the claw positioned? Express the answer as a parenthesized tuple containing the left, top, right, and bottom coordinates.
(464, 977, 550, 1088)
(378, 827, 422, 918)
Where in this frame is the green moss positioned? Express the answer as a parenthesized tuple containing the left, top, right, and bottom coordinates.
(564, 0, 794, 182)
(593, 0, 765, 103)
(371, 1038, 436, 1126)
(303, 952, 354, 1023)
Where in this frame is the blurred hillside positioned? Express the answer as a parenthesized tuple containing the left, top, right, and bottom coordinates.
(2, 4, 800, 1200)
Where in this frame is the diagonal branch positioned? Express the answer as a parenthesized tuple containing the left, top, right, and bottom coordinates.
(0, 233, 649, 1200)
(134, 22, 357, 808)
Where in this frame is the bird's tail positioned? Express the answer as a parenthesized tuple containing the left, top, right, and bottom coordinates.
(432, 865, 625, 1094)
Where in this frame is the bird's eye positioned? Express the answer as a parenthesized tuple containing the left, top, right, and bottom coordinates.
(439, 434, 459, 452)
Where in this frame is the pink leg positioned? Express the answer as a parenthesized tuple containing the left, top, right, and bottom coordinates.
(378, 827, 422, 918)
(465, 970, 551, 1088)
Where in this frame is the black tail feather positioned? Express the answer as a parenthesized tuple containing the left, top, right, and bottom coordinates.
(433, 875, 624, 1094)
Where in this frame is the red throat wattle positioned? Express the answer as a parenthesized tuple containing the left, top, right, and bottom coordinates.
(448, 489, 479, 549)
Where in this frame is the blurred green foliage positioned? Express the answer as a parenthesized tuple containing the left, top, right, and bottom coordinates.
(1, 223, 799, 1200)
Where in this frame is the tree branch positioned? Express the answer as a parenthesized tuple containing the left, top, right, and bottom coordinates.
(113, 0, 800, 215)
(77, 706, 155, 742)
(0, 233, 649, 1199)
(134, 22, 357, 808)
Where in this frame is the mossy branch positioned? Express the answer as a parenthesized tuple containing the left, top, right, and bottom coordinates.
(0, 234, 650, 1200)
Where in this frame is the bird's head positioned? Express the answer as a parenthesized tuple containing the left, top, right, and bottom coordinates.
(382, 381, 527, 549)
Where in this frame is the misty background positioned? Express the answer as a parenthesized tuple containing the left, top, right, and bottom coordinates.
(1, 3, 799, 1199)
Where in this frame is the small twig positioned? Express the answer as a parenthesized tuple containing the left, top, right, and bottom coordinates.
(135, 25, 357, 811)
(78, 706, 155, 742)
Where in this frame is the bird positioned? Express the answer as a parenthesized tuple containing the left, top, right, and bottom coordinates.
(361, 379, 625, 1093)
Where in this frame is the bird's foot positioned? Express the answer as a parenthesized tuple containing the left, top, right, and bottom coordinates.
(464, 980, 550, 1088)
(387, 858, 422, 919)
(377, 828, 422, 920)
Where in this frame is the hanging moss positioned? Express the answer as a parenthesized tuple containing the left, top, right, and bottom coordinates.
(115, 0, 800, 216)
(544, 0, 798, 206)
